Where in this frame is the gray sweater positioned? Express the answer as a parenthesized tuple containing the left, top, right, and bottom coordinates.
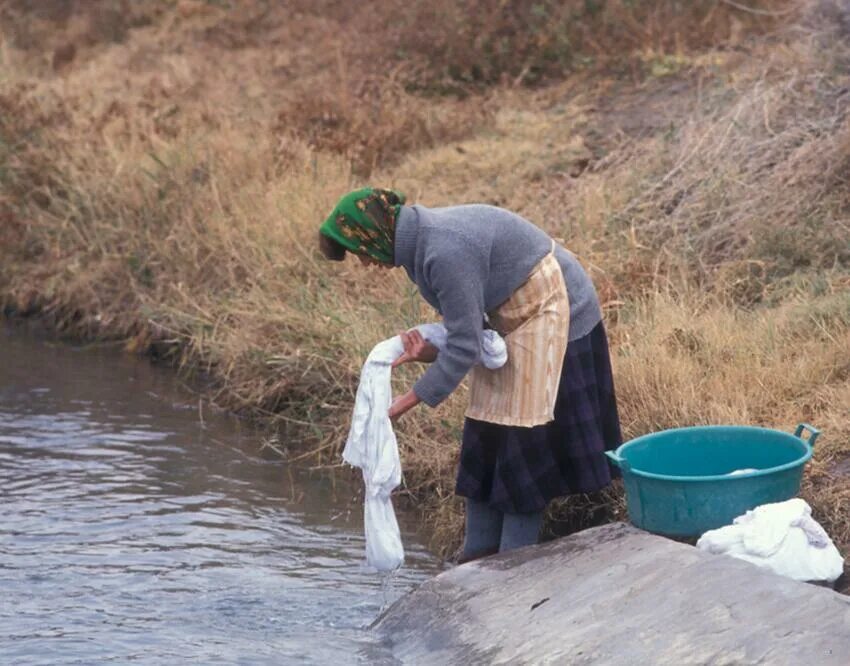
(394, 204, 603, 407)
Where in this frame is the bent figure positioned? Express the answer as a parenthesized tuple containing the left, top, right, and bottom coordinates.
(319, 188, 622, 563)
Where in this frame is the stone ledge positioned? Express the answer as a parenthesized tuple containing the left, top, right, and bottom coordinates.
(374, 523, 850, 665)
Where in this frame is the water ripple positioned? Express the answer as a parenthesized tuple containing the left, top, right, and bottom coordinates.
(0, 324, 438, 664)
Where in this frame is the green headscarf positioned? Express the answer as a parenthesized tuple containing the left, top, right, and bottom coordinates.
(319, 187, 406, 263)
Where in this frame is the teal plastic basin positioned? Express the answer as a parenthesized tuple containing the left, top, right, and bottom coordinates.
(606, 424, 819, 537)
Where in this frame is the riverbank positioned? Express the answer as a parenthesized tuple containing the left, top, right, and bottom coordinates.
(2, 1, 849, 563)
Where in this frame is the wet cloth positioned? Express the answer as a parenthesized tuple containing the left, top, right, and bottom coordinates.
(457, 322, 622, 514)
(466, 246, 569, 427)
(697, 498, 845, 582)
(393, 204, 602, 407)
(319, 188, 405, 262)
(343, 323, 507, 571)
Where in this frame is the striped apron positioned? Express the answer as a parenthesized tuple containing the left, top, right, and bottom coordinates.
(465, 246, 569, 427)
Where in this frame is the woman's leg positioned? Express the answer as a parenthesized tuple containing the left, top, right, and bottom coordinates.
(499, 511, 544, 552)
(460, 498, 503, 562)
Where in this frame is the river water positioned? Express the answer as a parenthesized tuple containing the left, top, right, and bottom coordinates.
(0, 322, 440, 664)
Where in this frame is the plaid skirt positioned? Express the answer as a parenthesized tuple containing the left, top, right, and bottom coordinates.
(456, 321, 622, 514)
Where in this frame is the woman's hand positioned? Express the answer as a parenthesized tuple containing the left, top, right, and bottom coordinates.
(392, 329, 438, 368)
(388, 389, 421, 422)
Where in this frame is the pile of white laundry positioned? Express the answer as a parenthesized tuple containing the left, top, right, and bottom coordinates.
(697, 498, 845, 583)
(342, 323, 507, 571)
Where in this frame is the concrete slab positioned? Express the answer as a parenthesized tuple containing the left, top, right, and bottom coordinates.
(374, 523, 850, 665)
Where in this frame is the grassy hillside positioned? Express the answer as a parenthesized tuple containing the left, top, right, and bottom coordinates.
(1, 0, 847, 573)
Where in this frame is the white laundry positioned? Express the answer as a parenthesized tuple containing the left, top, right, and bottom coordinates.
(416, 323, 508, 370)
(696, 498, 844, 582)
(343, 323, 507, 571)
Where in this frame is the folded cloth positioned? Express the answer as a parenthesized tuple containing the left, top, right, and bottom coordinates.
(696, 498, 844, 582)
(726, 468, 758, 477)
(343, 324, 507, 571)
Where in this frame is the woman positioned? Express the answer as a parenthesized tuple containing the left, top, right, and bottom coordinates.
(319, 187, 622, 562)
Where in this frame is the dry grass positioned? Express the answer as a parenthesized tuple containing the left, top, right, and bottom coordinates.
(1, 0, 848, 573)
(380, 0, 794, 87)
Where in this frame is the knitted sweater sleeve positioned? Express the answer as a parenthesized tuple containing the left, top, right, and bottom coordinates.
(412, 238, 486, 407)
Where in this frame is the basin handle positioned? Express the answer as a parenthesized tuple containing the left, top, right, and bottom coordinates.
(794, 423, 821, 448)
(605, 450, 631, 472)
